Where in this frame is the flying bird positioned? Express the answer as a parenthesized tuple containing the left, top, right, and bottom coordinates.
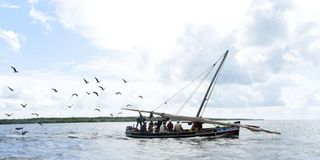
(110, 113, 114, 117)
(67, 104, 73, 108)
(122, 79, 128, 83)
(126, 104, 132, 107)
(51, 88, 58, 92)
(93, 91, 99, 96)
(71, 93, 78, 97)
(83, 78, 89, 84)
(85, 91, 91, 95)
(94, 77, 101, 83)
(115, 92, 122, 95)
(21, 104, 27, 108)
(138, 95, 143, 99)
(7, 87, 14, 91)
(31, 113, 39, 117)
(11, 66, 18, 73)
(5, 113, 13, 117)
(15, 127, 23, 130)
(94, 108, 101, 112)
(21, 131, 28, 135)
(98, 86, 105, 91)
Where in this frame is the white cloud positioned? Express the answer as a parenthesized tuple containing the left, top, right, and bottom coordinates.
(28, 0, 39, 5)
(3, 0, 320, 119)
(54, 0, 251, 52)
(0, 28, 22, 52)
(29, 7, 54, 30)
(306, 89, 320, 106)
(0, 69, 185, 119)
(0, 3, 20, 9)
(51, 0, 320, 112)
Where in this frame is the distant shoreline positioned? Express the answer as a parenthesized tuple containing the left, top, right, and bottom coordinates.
(0, 117, 263, 125)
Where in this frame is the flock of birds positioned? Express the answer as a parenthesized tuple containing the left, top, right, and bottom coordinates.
(3, 66, 145, 135)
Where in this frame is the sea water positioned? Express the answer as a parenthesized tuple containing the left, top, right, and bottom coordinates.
(0, 120, 319, 160)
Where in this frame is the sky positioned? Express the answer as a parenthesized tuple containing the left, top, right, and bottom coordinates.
(1, 0, 320, 119)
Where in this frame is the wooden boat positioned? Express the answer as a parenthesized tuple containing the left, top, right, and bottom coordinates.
(125, 122, 240, 139)
(123, 50, 280, 139)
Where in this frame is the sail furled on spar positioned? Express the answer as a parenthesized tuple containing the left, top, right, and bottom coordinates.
(122, 108, 281, 135)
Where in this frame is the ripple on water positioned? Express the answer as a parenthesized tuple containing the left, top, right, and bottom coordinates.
(0, 157, 33, 160)
(0, 121, 320, 160)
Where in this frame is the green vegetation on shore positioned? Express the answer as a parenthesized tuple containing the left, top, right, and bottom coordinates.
(0, 116, 262, 125)
(0, 117, 138, 125)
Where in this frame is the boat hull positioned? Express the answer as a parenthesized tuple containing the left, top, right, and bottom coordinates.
(125, 126, 240, 139)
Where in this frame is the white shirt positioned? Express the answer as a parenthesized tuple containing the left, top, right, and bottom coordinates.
(159, 125, 166, 133)
(174, 123, 183, 132)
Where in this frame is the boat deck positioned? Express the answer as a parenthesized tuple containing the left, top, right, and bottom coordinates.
(125, 126, 240, 138)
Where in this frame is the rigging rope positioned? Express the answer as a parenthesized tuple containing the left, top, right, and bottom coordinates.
(152, 64, 214, 111)
(153, 54, 225, 113)
(175, 65, 214, 115)
(200, 57, 226, 117)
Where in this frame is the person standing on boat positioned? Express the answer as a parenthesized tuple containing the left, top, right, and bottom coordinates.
(155, 120, 162, 133)
(174, 121, 183, 132)
(191, 121, 203, 131)
(159, 121, 167, 133)
(136, 111, 146, 128)
(141, 122, 147, 133)
(167, 120, 173, 131)
(148, 121, 154, 133)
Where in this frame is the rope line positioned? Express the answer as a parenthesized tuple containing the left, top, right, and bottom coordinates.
(200, 57, 226, 117)
(175, 66, 213, 115)
(152, 64, 214, 111)
(153, 54, 225, 112)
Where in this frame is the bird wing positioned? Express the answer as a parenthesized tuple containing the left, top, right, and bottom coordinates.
(95, 77, 100, 82)
(11, 66, 17, 72)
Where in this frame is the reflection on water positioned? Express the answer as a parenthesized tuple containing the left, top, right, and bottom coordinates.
(0, 121, 319, 160)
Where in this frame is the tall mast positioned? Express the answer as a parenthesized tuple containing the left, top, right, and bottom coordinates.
(196, 50, 229, 117)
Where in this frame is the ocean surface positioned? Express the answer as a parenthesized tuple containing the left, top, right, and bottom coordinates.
(0, 120, 319, 160)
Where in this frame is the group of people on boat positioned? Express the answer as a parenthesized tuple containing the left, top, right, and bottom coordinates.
(137, 120, 184, 133)
(134, 112, 205, 134)
(135, 113, 184, 133)
(157, 120, 184, 133)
